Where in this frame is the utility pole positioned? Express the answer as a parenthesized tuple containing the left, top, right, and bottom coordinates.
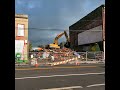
(102, 6, 105, 60)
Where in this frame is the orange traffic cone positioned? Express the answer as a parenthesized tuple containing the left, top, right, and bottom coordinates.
(76, 61, 80, 65)
(35, 60, 38, 67)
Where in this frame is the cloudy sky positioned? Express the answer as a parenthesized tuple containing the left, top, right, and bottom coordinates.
(15, 0, 105, 46)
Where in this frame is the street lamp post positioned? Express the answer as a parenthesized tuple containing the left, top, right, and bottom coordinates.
(102, 6, 105, 61)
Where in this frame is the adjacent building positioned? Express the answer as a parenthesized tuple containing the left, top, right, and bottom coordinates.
(69, 5, 105, 52)
(15, 14, 29, 61)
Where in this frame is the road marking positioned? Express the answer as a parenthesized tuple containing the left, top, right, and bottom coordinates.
(15, 72, 105, 80)
(15, 66, 97, 70)
(63, 66, 96, 68)
(87, 83, 105, 87)
(40, 86, 83, 90)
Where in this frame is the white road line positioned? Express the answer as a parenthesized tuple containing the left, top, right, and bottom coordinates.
(87, 83, 105, 87)
(40, 86, 83, 90)
(15, 72, 105, 80)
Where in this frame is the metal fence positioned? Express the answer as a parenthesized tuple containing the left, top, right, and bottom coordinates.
(28, 51, 105, 66)
(15, 51, 105, 66)
(77, 51, 105, 64)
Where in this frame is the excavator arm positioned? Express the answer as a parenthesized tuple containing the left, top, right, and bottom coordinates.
(53, 32, 65, 45)
(64, 31, 70, 48)
(64, 31, 70, 42)
(49, 30, 70, 48)
(49, 32, 65, 48)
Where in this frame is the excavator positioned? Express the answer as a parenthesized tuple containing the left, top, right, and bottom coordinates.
(49, 31, 70, 49)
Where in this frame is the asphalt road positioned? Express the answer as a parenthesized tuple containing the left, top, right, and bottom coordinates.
(15, 64, 105, 90)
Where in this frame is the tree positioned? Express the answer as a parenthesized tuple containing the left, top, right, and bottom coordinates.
(38, 45, 44, 48)
(29, 43, 32, 51)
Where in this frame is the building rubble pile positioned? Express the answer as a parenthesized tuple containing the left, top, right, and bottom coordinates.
(30, 47, 77, 63)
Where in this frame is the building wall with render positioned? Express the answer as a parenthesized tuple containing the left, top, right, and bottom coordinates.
(15, 14, 28, 60)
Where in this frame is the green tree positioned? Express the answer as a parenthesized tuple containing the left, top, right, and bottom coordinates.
(29, 43, 32, 51)
(38, 45, 44, 48)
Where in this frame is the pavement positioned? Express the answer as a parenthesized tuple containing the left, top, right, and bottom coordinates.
(15, 63, 105, 69)
(15, 64, 105, 90)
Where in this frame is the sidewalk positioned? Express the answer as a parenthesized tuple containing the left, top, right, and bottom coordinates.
(15, 62, 105, 69)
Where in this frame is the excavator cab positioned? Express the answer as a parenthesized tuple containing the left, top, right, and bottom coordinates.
(64, 42, 70, 48)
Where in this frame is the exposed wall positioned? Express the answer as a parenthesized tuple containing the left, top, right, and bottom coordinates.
(78, 25, 102, 45)
(69, 5, 104, 50)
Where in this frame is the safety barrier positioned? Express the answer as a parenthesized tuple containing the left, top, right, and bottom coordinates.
(49, 58, 77, 66)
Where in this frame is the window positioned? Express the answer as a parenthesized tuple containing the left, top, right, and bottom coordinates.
(17, 24, 24, 36)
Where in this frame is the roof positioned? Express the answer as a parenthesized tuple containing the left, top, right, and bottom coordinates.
(69, 4, 105, 30)
(15, 14, 28, 19)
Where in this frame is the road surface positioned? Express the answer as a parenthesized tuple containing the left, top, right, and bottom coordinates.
(15, 64, 105, 90)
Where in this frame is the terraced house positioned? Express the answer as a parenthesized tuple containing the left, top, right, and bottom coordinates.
(15, 14, 29, 62)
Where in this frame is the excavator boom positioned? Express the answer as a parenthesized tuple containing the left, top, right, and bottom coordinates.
(49, 30, 70, 49)
(53, 32, 65, 45)
(64, 31, 70, 42)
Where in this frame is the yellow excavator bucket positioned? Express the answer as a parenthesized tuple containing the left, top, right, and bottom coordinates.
(49, 44, 60, 48)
